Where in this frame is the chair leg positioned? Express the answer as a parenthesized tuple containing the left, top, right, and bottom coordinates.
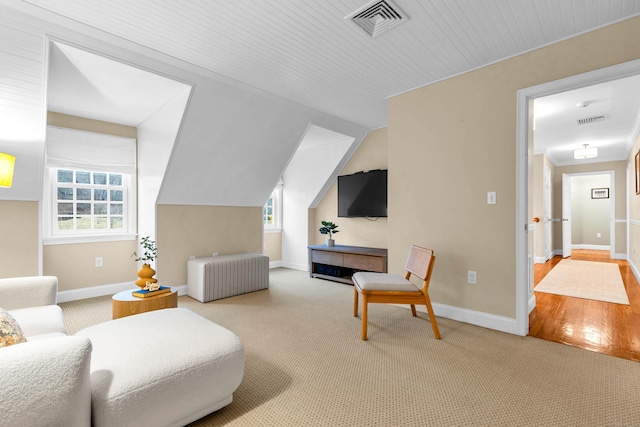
(410, 304, 417, 316)
(353, 287, 359, 317)
(361, 294, 368, 341)
(423, 293, 441, 339)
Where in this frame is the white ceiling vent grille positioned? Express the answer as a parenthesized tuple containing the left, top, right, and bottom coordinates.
(347, 0, 409, 38)
(577, 114, 607, 125)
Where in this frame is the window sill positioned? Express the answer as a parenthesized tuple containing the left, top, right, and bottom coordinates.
(43, 233, 137, 246)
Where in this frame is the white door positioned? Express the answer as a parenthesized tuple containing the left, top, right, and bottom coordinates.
(544, 167, 552, 261)
(562, 173, 571, 258)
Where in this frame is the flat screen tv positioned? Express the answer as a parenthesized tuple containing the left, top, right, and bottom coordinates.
(338, 169, 387, 218)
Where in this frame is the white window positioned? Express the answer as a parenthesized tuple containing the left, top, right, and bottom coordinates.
(53, 169, 126, 232)
(43, 126, 136, 243)
(263, 180, 283, 230)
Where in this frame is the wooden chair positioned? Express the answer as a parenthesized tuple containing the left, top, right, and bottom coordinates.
(352, 245, 440, 341)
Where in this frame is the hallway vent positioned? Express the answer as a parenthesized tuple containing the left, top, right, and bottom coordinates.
(346, 0, 409, 38)
(577, 114, 607, 125)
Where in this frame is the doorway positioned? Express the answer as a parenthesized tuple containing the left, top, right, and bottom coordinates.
(561, 171, 615, 259)
(516, 58, 640, 336)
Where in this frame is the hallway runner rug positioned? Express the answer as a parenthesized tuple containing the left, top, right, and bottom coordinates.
(535, 259, 629, 305)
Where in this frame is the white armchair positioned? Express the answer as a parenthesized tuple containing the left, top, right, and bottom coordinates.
(0, 276, 92, 427)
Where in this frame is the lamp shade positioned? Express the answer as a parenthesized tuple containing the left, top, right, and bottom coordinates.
(0, 152, 16, 187)
(574, 145, 597, 160)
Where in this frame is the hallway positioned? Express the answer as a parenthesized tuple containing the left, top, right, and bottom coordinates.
(529, 250, 640, 362)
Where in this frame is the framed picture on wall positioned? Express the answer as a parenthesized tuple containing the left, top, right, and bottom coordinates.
(591, 188, 609, 199)
(636, 150, 640, 194)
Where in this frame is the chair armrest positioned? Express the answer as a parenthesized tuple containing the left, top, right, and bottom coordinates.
(0, 276, 58, 310)
(0, 335, 92, 427)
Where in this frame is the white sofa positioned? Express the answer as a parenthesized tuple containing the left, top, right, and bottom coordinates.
(0, 276, 92, 427)
(0, 276, 245, 427)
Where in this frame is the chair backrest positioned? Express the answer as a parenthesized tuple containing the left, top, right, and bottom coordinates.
(404, 245, 435, 282)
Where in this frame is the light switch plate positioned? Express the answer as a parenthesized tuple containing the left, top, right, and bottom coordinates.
(487, 191, 496, 204)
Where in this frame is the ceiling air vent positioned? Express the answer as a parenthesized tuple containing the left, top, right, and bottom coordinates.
(346, 0, 409, 38)
(577, 114, 607, 125)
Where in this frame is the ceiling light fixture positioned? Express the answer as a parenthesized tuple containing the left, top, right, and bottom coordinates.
(574, 144, 597, 160)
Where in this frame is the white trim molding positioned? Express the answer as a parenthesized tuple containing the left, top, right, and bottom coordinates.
(402, 302, 519, 335)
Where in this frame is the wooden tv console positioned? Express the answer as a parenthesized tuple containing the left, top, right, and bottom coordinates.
(308, 244, 388, 285)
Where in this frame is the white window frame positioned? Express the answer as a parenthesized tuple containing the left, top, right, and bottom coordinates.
(263, 181, 283, 231)
(43, 168, 136, 245)
(43, 127, 137, 245)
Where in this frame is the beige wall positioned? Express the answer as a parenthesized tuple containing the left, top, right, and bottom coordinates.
(313, 127, 388, 248)
(0, 201, 39, 278)
(387, 17, 640, 318)
(628, 131, 640, 269)
(48, 112, 137, 138)
(44, 240, 137, 291)
(156, 205, 263, 286)
(264, 231, 282, 261)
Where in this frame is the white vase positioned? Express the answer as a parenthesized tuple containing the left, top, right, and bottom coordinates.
(326, 238, 335, 247)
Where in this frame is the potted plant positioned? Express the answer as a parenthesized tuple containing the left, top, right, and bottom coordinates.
(132, 236, 158, 288)
(319, 221, 339, 246)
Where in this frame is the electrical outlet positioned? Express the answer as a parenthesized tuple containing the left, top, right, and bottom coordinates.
(468, 271, 477, 284)
(95, 257, 103, 267)
(596, 232, 601, 238)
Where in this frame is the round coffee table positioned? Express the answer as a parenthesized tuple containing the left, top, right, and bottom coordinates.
(112, 288, 178, 319)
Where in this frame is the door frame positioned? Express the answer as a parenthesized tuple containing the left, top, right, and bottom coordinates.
(515, 59, 640, 336)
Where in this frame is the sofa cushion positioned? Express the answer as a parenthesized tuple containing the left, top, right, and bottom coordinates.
(9, 305, 67, 339)
(0, 308, 27, 347)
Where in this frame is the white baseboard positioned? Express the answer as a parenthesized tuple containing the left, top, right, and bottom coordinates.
(628, 258, 640, 285)
(281, 261, 308, 271)
(534, 256, 546, 264)
(57, 282, 188, 303)
(528, 294, 536, 314)
(398, 302, 519, 335)
(269, 260, 284, 269)
(571, 244, 610, 250)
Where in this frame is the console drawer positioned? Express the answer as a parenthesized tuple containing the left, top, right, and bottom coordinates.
(312, 251, 343, 266)
(344, 254, 385, 272)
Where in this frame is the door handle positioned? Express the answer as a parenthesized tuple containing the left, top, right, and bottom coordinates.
(562, 218, 569, 222)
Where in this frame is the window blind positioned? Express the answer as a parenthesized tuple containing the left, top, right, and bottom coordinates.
(46, 126, 136, 174)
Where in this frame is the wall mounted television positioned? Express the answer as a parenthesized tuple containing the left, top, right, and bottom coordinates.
(338, 169, 387, 218)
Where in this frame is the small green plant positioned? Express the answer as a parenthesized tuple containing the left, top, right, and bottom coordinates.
(319, 221, 339, 239)
(132, 236, 157, 264)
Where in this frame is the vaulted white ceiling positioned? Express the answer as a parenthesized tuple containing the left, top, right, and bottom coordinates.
(18, 0, 640, 130)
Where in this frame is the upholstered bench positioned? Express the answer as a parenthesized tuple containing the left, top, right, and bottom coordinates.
(187, 253, 269, 302)
(76, 307, 244, 427)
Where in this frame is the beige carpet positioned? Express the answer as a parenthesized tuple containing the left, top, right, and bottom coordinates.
(60, 268, 640, 426)
(535, 259, 630, 305)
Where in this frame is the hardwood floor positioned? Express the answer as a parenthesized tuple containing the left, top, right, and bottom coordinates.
(529, 250, 640, 362)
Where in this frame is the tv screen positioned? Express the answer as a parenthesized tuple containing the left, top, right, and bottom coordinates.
(338, 169, 387, 218)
